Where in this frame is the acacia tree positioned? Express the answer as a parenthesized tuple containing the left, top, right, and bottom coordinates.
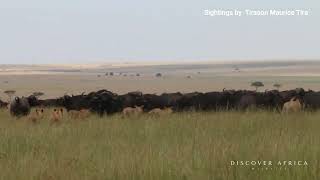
(251, 81, 264, 91)
(4, 90, 16, 101)
(273, 83, 282, 90)
(155, 73, 162, 77)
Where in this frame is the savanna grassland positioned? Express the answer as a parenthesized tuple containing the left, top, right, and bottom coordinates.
(0, 109, 319, 180)
(1, 60, 320, 100)
(1, 61, 320, 179)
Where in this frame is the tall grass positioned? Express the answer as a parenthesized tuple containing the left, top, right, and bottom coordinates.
(0, 109, 319, 180)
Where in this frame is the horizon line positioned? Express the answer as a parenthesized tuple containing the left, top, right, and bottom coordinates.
(1, 58, 319, 66)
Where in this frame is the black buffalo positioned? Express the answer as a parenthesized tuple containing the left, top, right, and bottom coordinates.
(119, 91, 145, 108)
(236, 90, 283, 111)
(10, 97, 31, 117)
(141, 94, 169, 111)
(37, 98, 63, 107)
(59, 90, 122, 116)
(29, 88, 317, 116)
(303, 90, 320, 110)
(88, 90, 122, 116)
(279, 88, 305, 102)
(175, 92, 203, 111)
(61, 94, 91, 111)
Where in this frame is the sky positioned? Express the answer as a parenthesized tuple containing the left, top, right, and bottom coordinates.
(0, 0, 319, 64)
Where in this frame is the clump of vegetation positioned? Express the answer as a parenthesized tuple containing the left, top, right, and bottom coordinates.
(251, 81, 264, 91)
(155, 73, 162, 77)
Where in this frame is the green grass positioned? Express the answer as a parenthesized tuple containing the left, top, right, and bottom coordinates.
(0, 109, 319, 180)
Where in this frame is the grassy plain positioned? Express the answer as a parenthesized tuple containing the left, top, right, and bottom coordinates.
(0, 61, 320, 179)
(0, 109, 319, 180)
(1, 60, 320, 100)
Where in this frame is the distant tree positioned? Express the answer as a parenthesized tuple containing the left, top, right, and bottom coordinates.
(155, 73, 162, 77)
(233, 65, 241, 72)
(97, 75, 101, 77)
(110, 72, 114, 76)
(105, 72, 108, 76)
(33, 91, 44, 98)
(136, 73, 140, 76)
(4, 90, 16, 101)
(273, 83, 282, 90)
(251, 81, 264, 91)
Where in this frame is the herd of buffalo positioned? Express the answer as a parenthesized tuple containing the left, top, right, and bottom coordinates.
(2, 88, 320, 117)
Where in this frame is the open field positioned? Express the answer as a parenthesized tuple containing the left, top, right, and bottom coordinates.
(0, 61, 320, 179)
(1, 60, 320, 100)
(0, 109, 319, 180)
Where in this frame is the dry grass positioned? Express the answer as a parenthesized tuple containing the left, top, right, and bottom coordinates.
(0, 109, 319, 179)
(1, 74, 320, 100)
